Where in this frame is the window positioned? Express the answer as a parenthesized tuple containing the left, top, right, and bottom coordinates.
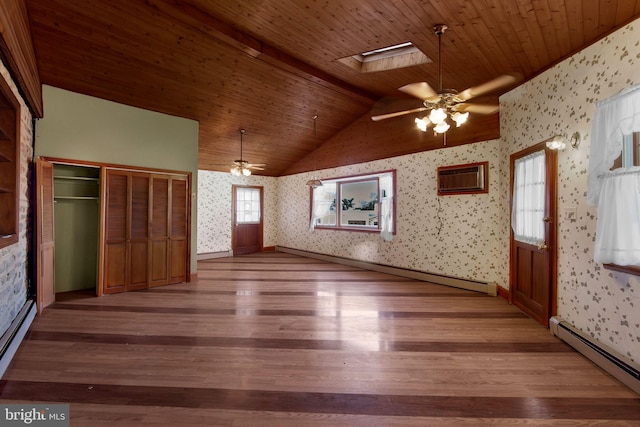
(310, 170, 395, 239)
(337, 42, 431, 73)
(235, 187, 261, 224)
(602, 131, 640, 274)
(511, 151, 545, 246)
(610, 132, 640, 169)
(0, 77, 20, 249)
(587, 84, 640, 273)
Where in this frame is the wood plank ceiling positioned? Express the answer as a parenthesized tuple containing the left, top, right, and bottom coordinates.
(26, 0, 640, 176)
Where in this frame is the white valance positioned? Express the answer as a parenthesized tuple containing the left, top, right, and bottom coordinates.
(587, 84, 640, 205)
(594, 167, 640, 265)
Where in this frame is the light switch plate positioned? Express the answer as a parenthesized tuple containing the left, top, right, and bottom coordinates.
(563, 207, 577, 221)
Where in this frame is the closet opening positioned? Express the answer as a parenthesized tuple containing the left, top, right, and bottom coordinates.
(53, 164, 100, 298)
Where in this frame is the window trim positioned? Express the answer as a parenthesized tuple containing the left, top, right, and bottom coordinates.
(310, 169, 396, 234)
(603, 263, 640, 276)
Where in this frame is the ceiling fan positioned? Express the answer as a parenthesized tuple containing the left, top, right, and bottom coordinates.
(229, 129, 265, 176)
(371, 24, 520, 134)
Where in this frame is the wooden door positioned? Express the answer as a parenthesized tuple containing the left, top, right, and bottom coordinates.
(128, 173, 150, 291)
(104, 170, 128, 294)
(36, 158, 55, 313)
(150, 175, 169, 287)
(510, 143, 557, 327)
(169, 176, 188, 284)
(232, 185, 263, 255)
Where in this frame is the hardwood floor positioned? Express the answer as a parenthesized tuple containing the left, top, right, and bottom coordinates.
(1, 252, 638, 426)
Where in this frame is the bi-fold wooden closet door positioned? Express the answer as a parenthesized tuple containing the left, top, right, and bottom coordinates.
(103, 170, 149, 294)
(103, 169, 188, 295)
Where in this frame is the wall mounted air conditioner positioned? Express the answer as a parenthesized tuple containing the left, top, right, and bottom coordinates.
(437, 161, 488, 195)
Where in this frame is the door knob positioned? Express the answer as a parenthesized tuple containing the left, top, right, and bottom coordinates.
(538, 242, 548, 250)
(543, 217, 553, 223)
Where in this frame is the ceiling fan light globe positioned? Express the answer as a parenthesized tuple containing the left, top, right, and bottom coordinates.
(429, 108, 447, 125)
(242, 168, 251, 176)
(415, 116, 430, 132)
(230, 167, 240, 176)
(452, 111, 469, 127)
(433, 121, 450, 134)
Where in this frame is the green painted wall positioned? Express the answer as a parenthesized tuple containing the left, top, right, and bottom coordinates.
(53, 164, 100, 292)
(36, 85, 199, 276)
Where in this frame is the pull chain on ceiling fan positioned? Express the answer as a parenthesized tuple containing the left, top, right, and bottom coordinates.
(371, 24, 520, 135)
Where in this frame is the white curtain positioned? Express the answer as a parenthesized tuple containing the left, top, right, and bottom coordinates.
(379, 174, 394, 241)
(512, 150, 546, 245)
(588, 84, 640, 205)
(309, 185, 332, 231)
(587, 84, 640, 265)
(594, 167, 640, 265)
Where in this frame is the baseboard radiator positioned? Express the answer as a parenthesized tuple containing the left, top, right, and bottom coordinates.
(550, 316, 640, 395)
(197, 250, 233, 260)
(0, 300, 36, 379)
(276, 246, 497, 296)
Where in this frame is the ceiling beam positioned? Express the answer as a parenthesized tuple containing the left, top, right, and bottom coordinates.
(149, 0, 379, 104)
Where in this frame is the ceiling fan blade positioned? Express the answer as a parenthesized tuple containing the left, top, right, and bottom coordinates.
(398, 82, 439, 100)
(248, 166, 265, 170)
(454, 103, 500, 115)
(371, 97, 425, 115)
(457, 73, 521, 101)
(246, 163, 266, 167)
(371, 107, 427, 121)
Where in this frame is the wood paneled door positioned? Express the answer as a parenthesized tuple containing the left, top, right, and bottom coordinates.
(149, 175, 169, 287)
(169, 177, 188, 284)
(232, 186, 263, 255)
(102, 169, 190, 294)
(103, 170, 150, 294)
(35, 158, 55, 313)
(510, 142, 558, 327)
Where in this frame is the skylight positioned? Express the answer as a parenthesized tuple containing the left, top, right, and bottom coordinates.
(337, 42, 431, 73)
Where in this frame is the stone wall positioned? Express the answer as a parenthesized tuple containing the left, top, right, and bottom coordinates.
(0, 58, 33, 335)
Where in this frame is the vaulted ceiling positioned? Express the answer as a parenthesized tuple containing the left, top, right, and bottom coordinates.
(26, 0, 640, 176)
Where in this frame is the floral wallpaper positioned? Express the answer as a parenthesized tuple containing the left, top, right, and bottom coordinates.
(500, 19, 640, 362)
(198, 19, 640, 363)
(197, 170, 278, 254)
(276, 140, 508, 286)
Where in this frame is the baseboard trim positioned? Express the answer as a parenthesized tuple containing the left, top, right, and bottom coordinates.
(497, 286, 510, 301)
(197, 251, 232, 260)
(262, 246, 276, 252)
(0, 300, 36, 379)
(276, 246, 497, 296)
(550, 316, 639, 395)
